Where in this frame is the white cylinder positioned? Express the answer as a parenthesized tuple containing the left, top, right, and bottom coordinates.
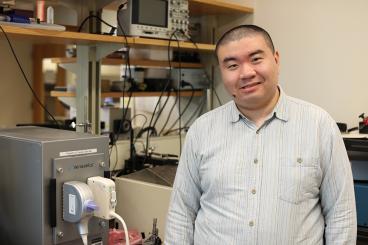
(46, 6, 54, 24)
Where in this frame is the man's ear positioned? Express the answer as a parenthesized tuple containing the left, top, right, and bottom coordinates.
(274, 50, 280, 65)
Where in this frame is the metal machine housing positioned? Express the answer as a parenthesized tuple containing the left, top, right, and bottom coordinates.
(0, 127, 109, 245)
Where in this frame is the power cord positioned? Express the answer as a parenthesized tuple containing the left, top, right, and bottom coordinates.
(158, 90, 179, 136)
(175, 33, 183, 155)
(77, 14, 116, 34)
(110, 211, 130, 245)
(0, 25, 60, 127)
(163, 82, 195, 136)
(165, 95, 207, 136)
(131, 113, 148, 130)
(109, 2, 133, 176)
(151, 90, 172, 131)
(136, 126, 157, 139)
(183, 94, 206, 128)
(112, 2, 132, 146)
(163, 127, 190, 136)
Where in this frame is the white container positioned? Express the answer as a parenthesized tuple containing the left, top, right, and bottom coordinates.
(46, 6, 54, 24)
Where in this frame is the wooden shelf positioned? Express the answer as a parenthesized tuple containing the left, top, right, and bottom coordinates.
(189, 0, 254, 15)
(105, 0, 253, 15)
(0, 24, 215, 52)
(51, 90, 204, 98)
(51, 57, 204, 68)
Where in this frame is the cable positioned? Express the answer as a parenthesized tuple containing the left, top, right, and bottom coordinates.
(77, 218, 90, 245)
(183, 94, 206, 128)
(136, 126, 157, 139)
(132, 114, 151, 148)
(163, 83, 195, 136)
(151, 90, 172, 130)
(77, 14, 116, 33)
(109, 69, 133, 149)
(112, 86, 133, 144)
(163, 31, 184, 153)
(164, 126, 190, 136)
(158, 90, 179, 135)
(108, 3, 132, 176)
(135, 92, 172, 144)
(0, 25, 60, 127)
(131, 113, 148, 129)
(113, 1, 132, 140)
(110, 2, 132, 146)
(110, 211, 130, 245)
(116, 2, 130, 61)
(137, 30, 179, 166)
(176, 34, 183, 154)
(142, 30, 181, 164)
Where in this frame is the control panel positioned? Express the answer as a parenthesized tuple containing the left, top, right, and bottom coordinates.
(117, 0, 190, 40)
(168, 0, 189, 39)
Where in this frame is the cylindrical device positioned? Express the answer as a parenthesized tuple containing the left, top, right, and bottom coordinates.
(36, 0, 45, 22)
(46, 6, 54, 24)
(63, 181, 96, 223)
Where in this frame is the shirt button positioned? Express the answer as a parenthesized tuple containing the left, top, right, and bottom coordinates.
(249, 221, 254, 227)
(253, 158, 258, 164)
(251, 189, 256, 194)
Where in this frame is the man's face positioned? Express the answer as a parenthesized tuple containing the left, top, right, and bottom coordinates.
(217, 34, 280, 112)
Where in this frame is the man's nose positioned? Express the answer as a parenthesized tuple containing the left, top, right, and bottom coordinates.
(240, 63, 256, 79)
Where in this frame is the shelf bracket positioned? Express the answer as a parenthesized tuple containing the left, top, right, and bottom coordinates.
(75, 45, 91, 133)
(58, 63, 79, 74)
(96, 43, 124, 61)
(74, 43, 124, 134)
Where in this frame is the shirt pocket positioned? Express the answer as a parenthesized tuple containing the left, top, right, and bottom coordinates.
(279, 156, 321, 204)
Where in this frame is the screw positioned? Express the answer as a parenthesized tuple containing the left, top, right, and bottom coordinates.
(57, 231, 64, 238)
(57, 168, 63, 174)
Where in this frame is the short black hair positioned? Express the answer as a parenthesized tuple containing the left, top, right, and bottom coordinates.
(215, 25, 275, 60)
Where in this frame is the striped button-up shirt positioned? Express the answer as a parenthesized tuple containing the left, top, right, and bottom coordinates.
(165, 88, 356, 245)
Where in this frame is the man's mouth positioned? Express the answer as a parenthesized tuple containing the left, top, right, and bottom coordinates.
(240, 81, 262, 90)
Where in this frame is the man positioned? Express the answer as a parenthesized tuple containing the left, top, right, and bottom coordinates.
(165, 25, 356, 244)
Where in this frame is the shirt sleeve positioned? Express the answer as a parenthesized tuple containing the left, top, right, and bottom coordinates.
(165, 124, 202, 245)
(320, 117, 357, 245)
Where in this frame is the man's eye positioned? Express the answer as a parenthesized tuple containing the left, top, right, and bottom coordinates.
(251, 57, 262, 63)
(227, 64, 238, 70)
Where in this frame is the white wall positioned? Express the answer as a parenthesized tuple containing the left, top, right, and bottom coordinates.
(0, 39, 33, 128)
(252, 0, 368, 128)
(213, 0, 368, 129)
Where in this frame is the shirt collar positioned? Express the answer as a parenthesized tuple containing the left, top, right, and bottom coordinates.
(229, 86, 289, 123)
(272, 86, 289, 122)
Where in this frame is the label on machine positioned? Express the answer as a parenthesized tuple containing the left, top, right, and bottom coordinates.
(59, 148, 97, 157)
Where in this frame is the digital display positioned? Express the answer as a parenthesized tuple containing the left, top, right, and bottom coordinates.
(132, 0, 168, 27)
